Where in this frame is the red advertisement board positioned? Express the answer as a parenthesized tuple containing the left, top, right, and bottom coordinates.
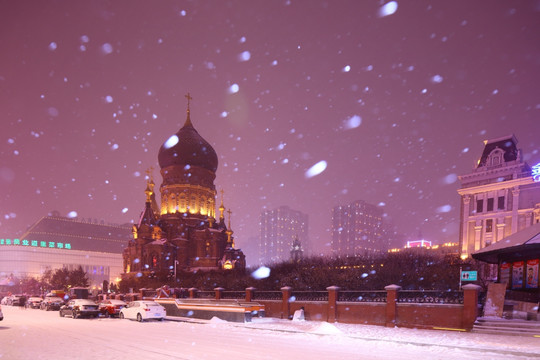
(512, 261, 524, 289)
(526, 259, 539, 289)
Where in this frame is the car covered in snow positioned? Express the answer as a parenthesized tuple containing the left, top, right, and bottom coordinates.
(40, 296, 64, 311)
(59, 299, 100, 319)
(119, 300, 166, 322)
(26, 296, 43, 309)
(98, 299, 127, 317)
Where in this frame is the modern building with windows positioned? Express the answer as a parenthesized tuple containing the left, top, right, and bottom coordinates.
(331, 200, 384, 257)
(0, 214, 132, 289)
(458, 134, 540, 258)
(259, 206, 308, 264)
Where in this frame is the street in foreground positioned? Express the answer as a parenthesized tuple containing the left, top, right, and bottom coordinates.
(1, 305, 539, 359)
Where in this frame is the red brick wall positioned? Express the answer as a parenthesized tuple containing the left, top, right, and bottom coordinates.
(336, 303, 386, 325)
(258, 300, 283, 318)
(396, 304, 463, 329)
(249, 286, 479, 331)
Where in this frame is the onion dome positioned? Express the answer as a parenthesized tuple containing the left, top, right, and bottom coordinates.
(158, 111, 218, 172)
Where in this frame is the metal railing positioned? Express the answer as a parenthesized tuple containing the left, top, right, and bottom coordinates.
(196, 291, 215, 299)
(338, 290, 387, 302)
(291, 291, 328, 302)
(221, 291, 245, 300)
(397, 290, 463, 304)
(252, 291, 282, 301)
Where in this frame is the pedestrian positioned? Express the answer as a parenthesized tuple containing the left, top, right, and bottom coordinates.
(19, 295, 26, 310)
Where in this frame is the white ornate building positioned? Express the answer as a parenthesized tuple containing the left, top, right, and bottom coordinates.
(458, 135, 540, 258)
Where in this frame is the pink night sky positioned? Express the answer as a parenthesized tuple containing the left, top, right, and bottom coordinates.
(1, 1, 539, 262)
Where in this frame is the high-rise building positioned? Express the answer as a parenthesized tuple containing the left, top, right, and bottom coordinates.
(458, 134, 540, 258)
(259, 206, 308, 264)
(331, 200, 383, 257)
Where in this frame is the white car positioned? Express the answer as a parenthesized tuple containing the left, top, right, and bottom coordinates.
(119, 301, 166, 322)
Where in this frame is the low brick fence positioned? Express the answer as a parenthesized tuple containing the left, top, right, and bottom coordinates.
(181, 284, 481, 331)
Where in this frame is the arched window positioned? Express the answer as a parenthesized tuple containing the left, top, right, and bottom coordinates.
(190, 196, 197, 213)
(488, 148, 504, 167)
(199, 196, 206, 215)
(180, 195, 186, 212)
(170, 194, 176, 213)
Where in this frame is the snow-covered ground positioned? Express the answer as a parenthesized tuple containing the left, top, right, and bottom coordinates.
(1, 305, 538, 359)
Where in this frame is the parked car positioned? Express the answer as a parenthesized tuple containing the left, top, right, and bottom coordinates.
(40, 296, 64, 311)
(26, 296, 43, 309)
(59, 299, 100, 319)
(8, 295, 23, 306)
(98, 299, 127, 317)
(119, 301, 166, 322)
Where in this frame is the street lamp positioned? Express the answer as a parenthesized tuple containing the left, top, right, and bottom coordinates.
(174, 260, 179, 279)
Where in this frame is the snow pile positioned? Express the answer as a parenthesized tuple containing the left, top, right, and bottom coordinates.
(309, 322, 342, 335)
(209, 316, 227, 323)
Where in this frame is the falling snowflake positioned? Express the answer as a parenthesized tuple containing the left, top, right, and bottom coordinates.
(101, 43, 113, 54)
(228, 84, 240, 94)
(344, 115, 362, 129)
(431, 74, 444, 83)
(251, 266, 270, 279)
(436, 205, 452, 213)
(378, 1, 398, 17)
(238, 51, 251, 61)
(305, 161, 327, 178)
(164, 135, 179, 149)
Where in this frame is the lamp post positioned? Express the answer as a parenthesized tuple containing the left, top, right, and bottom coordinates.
(174, 260, 179, 279)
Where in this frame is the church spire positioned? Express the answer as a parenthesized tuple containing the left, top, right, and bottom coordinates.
(226, 208, 234, 248)
(184, 92, 193, 127)
(219, 189, 225, 222)
(144, 167, 155, 203)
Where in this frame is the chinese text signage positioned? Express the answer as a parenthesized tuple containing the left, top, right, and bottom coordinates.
(0, 238, 71, 249)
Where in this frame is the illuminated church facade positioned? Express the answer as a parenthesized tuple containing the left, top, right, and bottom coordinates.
(122, 95, 245, 277)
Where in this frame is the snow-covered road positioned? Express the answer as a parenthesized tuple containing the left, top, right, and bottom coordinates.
(1, 305, 538, 359)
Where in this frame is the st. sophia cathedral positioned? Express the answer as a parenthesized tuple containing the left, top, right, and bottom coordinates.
(122, 94, 246, 278)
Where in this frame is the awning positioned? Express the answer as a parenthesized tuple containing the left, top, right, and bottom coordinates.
(472, 222, 540, 264)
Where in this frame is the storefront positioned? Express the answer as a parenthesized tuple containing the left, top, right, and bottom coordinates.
(472, 222, 540, 302)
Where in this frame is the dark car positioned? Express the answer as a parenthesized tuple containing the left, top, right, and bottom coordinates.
(98, 299, 127, 317)
(8, 295, 23, 306)
(59, 299, 100, 319)
(40, 296, 64, 311)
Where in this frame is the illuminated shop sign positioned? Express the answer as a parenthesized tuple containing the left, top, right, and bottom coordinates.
(533, 163, 540, 182)
(0, 238, 71, 249)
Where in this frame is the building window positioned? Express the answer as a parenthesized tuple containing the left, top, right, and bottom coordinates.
(476, 199, 484, 213)
(498, 196, 505, 210)
(486, 219, 493, 233)
(487, 198, 494, 212)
